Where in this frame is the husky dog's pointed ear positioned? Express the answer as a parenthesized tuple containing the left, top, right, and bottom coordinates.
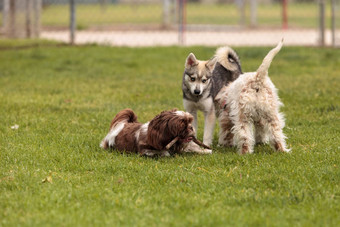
(205, 57, 217, 72)
(185, 53, 198, 68)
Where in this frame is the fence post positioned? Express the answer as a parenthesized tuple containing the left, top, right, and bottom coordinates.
(237, 0, 246, 27)
(331, 0, 336, 47)
(26, 0, 32, 38)
(178, 0, 186, 45)
(100, 0, 108, 12)
(250, 0, 257, 27)
(282, 0, 288, 29)
(70, 0, 76, 45)
(163, 0, 170, 28)
(173, 0, 177, 25)
(8, 0, 16, 38)
(3, 0, 9, 33)
(33, 0, 41, 38)
(319, 0, 325, 46)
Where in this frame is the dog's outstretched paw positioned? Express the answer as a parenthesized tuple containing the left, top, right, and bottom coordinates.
(202, 149, 213, 154)
(160, 150, 171, 157)
(183, 141, 213, 154)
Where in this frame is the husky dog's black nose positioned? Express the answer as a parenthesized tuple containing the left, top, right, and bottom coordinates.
(194, 89, 200, 95)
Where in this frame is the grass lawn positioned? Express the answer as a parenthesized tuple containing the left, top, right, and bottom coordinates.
(0, 3, 331, 29)
(0, 40, 339, 226)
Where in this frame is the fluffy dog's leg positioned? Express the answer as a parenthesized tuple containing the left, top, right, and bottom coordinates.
(218, 111, 234, 147)
(203, 109, 215, 146)
(265, 115, 290, 152)
(254, 119, 269, 144)
(233, 114, 255, 154)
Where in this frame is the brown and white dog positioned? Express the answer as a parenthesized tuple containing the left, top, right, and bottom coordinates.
(100, 109, 212, 156)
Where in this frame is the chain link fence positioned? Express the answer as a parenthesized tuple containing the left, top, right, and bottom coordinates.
(0, 0, 339, 47)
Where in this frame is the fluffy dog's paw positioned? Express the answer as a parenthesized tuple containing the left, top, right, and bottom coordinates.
(283, 147, 291, 153)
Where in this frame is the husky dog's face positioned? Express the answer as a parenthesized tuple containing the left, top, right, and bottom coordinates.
(184, 53, 216, 97)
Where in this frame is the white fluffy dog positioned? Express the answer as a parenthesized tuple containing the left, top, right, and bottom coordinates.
(216, 40, 290, 154)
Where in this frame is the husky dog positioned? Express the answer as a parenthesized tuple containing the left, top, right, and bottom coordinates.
(216, 40, 290, 154)
(182, 48, 242, 146)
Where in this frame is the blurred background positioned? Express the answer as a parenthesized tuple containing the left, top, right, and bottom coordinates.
(0, 0, 339, 47)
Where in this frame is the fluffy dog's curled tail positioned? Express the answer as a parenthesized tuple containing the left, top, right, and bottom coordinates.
(256, 39, 283, 82)
(100, 109, 138, 149)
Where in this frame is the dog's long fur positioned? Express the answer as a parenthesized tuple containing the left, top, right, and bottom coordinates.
(100, 109, 211, 156)
(216, 40, 290, 154)
(182, 47, 242, 146)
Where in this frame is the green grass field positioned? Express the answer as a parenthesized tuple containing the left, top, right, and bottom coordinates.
(0, 40, 339, 226)
(0, 3, 332, 30)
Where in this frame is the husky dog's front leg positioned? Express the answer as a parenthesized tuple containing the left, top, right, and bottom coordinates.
(190, 110, 198, 137)
(183, 99, 198, 136)
(203, 106, 216, 146)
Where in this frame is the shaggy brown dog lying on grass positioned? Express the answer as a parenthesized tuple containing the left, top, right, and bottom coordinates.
(100, 109, 211, 157)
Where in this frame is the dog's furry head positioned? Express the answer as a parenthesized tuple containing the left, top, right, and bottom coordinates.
(147, 109, 195, 151)
(183, 53, 216, 97)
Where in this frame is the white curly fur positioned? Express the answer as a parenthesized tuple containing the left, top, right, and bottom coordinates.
(216, 40, 290, 154)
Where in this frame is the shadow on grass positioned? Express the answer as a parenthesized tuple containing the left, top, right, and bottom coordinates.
(213, 143, 286, 155)
(100, 142, 283, 159)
